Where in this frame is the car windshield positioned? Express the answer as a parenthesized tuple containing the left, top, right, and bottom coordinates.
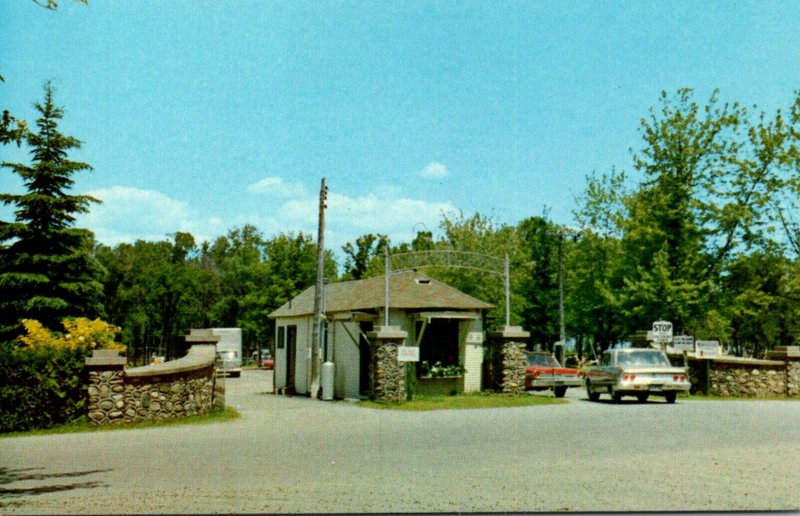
(526, 353, 560, 367)
(218, 351, 238, 360)
(617, 350, 670, 366)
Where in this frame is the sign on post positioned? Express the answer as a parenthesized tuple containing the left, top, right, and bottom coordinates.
(696, 340, 720, 358)
(397, 346, 420, 362)
(672, 335, 694, 352)
(652, 321, 673, 344)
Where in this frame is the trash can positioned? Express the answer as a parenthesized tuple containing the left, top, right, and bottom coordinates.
(321, 361, 335, 400)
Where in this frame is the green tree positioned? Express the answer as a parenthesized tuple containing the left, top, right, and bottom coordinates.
(0, 83, 104, 340)
(517, 215, 560, 349)
(341, 233, 388, 280)
(95, 234, 205, 364)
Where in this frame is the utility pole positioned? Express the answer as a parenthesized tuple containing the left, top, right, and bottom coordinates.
(309, 177, 327, 399)
(558, 229, 565, 344)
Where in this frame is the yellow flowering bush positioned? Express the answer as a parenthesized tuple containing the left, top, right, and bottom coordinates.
(18, 318, 125, 353)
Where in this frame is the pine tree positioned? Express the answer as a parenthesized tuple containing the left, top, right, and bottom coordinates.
(0, 82, 104, 341)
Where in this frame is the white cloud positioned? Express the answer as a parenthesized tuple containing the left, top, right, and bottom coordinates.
(76, 182, 457, 261)
(78, 186, 223, 245)
(420, 161, 449, 179)
(247, 176, 308, 198)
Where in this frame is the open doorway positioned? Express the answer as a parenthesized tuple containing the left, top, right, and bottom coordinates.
(359, 321, 373, 396)
(286, 325, 297, 394)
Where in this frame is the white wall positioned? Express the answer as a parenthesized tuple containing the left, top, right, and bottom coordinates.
(459, 318, 484, 392)
(274, 316, 311, 393)
(331, 320, 362, 399)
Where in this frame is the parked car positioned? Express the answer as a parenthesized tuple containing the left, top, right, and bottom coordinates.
(525, 352, 583, 398)
(260, 356, 274, 369)
(584, 348, 690, 403)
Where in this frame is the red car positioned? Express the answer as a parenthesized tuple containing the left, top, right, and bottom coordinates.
(525, 352, 583, 398)
(261, 358, 274, 369)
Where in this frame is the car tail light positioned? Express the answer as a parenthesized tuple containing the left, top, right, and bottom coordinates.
(623, 374, 637, 381)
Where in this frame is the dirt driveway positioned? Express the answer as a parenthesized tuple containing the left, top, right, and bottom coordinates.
(2, 369, 799, 513)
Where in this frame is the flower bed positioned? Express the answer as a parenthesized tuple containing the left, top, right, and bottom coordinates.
(414, 376, 464, 396)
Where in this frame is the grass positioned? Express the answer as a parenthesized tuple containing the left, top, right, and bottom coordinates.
(0, 406, 240, 439)
(359, 392, 568, 411)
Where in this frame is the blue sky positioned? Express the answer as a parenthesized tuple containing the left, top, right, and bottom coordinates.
(2, 1, 799, 258)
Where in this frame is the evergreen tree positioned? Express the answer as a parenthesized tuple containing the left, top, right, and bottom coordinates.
(0, 83, 104, 340)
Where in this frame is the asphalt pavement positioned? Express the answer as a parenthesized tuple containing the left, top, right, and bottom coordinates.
(2, 368, 799, 513)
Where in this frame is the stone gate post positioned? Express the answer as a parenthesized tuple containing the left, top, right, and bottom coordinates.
(85, 349, 128, 425)
(367, 326, 408, 402)
(488, 325, 529, 395)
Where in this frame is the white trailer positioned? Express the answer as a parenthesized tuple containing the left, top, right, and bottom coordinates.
(190, 327, 243, 377)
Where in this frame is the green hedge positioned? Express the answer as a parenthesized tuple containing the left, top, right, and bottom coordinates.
(0, 341, 88, 433)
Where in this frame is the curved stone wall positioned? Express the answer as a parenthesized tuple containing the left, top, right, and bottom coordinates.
(85, 345, 219, 426)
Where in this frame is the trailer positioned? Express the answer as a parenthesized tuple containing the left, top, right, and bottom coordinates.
(190, 327, 243, 377)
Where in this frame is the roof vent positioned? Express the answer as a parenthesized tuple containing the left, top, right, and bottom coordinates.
(415, 278, 431, 285)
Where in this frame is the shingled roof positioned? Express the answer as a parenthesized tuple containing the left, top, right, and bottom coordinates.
(269, 270, 493, 318)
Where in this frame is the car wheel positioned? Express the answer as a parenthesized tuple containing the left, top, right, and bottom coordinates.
(636, 393, 649, 403)
(554, 386, 567, 398)
(665, 392, 677, 404)
(586, 381, 600, 401)
(612, 390, 623, 403)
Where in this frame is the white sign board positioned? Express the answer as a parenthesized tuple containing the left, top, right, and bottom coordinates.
(397, 346, 420, 362)
(672, 335, 694, 352)
(466, 332, 484, 344)
(652, 321, 673, 343)
(695, 340, 720, 358)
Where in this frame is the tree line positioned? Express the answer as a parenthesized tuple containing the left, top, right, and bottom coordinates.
(3, 84, 800, 363)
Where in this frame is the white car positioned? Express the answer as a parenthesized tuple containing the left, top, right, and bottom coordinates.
(584, 348, 690, 403)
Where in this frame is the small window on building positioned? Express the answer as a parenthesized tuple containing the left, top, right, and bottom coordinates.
(277, 326, 285, 349)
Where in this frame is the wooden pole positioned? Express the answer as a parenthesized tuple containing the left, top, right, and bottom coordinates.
(309, 177, 327, 399)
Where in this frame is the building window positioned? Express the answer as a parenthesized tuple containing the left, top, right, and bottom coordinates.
(417, 318, 460, 373)
(277, 326, 285, 349)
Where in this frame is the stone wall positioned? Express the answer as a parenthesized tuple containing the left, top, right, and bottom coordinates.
(85, 344, 218, 426)
(787, 362, 800, 397)
(368, 326, 408, 402)
(689, 356, 791, 397)
(87, 366, 216, 425)
(500, 342, 527, 395)
(372, 341, 407, 402)
(709, 362, 786, 397)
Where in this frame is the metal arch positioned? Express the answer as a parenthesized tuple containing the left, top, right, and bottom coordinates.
(389, 250, 506, 277)
(393, 263, 505, 276)
(384, 249, 512, 327)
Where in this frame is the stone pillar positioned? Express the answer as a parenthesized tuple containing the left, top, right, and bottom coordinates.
(766, 347, 800, 397)
(85, 349, 128, 426)
(488, 326, 530, 395)
(367, 326, 408, 402)
(186, 334, 224, 409)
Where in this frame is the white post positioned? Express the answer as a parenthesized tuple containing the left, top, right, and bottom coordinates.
(384, 247, 390, 327)
(504, 253, 510, 328)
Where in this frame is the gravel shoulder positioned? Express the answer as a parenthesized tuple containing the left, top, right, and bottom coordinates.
(2, 369, 799, 513)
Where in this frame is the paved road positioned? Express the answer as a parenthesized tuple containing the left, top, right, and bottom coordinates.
(2, 369, 799, 513)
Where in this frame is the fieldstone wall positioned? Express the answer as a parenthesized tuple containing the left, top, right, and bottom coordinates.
(85, 344, 218, 426)
(372, 341, 407, 402)
(500, 342, 527, 395)
(709, 362, 786, 397)
(788, 362, 800, 397)
(87, 366, 216, 425)
(487, 326, 530, 395)
(688, 355, 795, 397)
(368, 326, 408, 402)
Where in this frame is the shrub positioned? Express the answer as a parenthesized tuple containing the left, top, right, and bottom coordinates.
(0, 318, 124, 433)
